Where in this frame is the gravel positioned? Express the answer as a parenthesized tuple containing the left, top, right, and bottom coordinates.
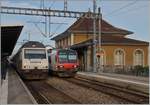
(46, 77, 131, 104)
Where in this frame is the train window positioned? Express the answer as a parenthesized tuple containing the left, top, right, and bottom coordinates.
(68, 52, 77, 63)
(58, 50, 77, 63)
(68, 54, 77, 60)
(58, 52, 68, 63)
(24, 49, 46, 59)
(59, 55, 67, 59)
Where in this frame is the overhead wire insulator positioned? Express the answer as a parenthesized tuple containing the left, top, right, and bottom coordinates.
(64, 0, 67, 16)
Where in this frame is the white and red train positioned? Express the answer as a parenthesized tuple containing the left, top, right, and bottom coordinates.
(48, 49, 79, 77)
(11, 41, 78, 79)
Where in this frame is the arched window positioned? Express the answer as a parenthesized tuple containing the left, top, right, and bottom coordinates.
(96, 49, 106, 66)
(114, 49, 125, 65)
(134, 49, 144, 66)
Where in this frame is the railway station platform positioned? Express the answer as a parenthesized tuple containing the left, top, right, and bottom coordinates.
(0, 67, 37, 104)
(76, 72, 149, 94)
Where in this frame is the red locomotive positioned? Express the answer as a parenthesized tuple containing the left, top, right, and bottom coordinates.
(48, 49, 79, 77)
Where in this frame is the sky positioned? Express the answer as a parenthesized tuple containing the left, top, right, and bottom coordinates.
(1, 0, 150, 55)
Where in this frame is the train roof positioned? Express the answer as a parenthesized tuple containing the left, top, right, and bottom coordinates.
(21, 41, 45, 48)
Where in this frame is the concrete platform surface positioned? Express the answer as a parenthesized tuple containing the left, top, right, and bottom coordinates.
(2, 68, 37, 104)
(77, 72, 149, 94)
(0, 73, 8, 104)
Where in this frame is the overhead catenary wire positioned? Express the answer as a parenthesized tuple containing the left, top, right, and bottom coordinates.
(49, 19, 68, 38)
(34, 23, 47, 37)
(50, 0, 56, 8)
(104, 0, 138, 17)
(48, 0, 68, 38)
(38, 0, 56, 37)
(107, 4, 149, 17)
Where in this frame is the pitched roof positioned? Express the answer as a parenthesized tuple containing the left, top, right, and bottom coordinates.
(70, 37, 149, 49)
(51, 12, 133, 40)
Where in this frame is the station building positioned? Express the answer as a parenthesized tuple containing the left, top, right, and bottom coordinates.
(51, 12, 149, 72)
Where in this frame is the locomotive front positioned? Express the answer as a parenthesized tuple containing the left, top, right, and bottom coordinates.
(50, 49, 79, 77)
(21, 48, 48, 79)
(14, 41, 49, 79)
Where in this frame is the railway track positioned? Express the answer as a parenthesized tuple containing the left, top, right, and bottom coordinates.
(63, 76, 149, 104)
(25, 80, 81, 104)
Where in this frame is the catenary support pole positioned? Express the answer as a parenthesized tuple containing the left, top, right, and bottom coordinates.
(98, 7, 102, 72)
(93, 0, 97, 72)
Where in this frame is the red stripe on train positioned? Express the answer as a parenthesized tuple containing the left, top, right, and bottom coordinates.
(56, 63, 78, 69)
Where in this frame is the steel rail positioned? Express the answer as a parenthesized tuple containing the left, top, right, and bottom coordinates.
(25, 80, 81, 104)
(64, 76, 149, 104)
(24, 80, 50, 104)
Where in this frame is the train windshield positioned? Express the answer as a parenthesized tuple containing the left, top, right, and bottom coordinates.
(68, 51, 77, 63)
(58, 50, 77, 63)
(24, 49, 46, 59)
(58, 52, 68, 63)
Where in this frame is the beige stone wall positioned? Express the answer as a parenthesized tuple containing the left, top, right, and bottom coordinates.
(74, 34, 92, 44)
(56, 33, 92, 48)
(82, 45, 148, 72)
(68, 36, 71, 46)
(56, 36, 71, 48)
(96, 45, 149, 66)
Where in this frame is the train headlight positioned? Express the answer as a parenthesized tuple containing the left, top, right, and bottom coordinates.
(56, 65, 64, 68)
(59, 65, 63, 68)
(74, 65, 78, 68)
